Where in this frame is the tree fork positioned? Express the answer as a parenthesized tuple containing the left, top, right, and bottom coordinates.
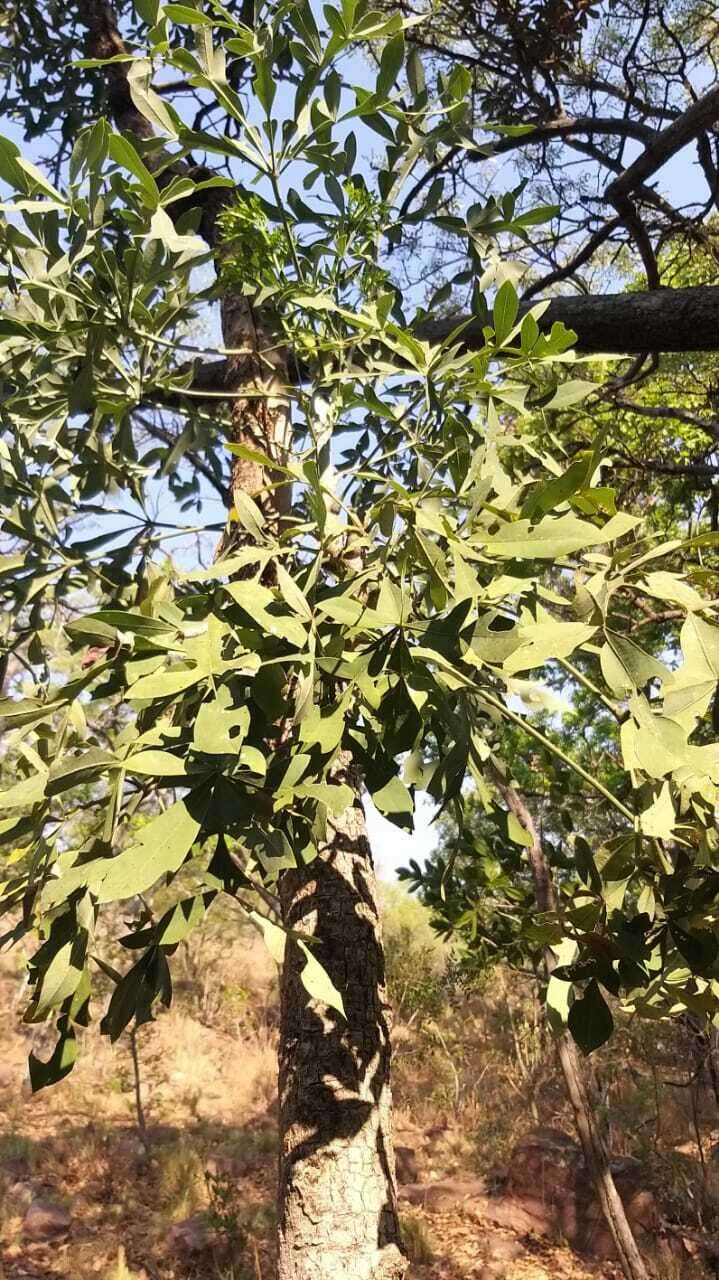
(152, 285, 719, 414)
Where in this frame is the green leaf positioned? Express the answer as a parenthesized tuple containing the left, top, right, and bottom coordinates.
(136, 0, 160, 21)
(446, 63, 472, 103)
(526, 452, 594, 516)
(98, 795, 206, 902)
(643, 572, 704, 612)
(371, 775, 413, 822)
(127, 60, 179, 137)
(149, 206, 206, 258)
(47, 748, 117, 796)
(0, 135, 29, 191)
(375, 577, 403, 626)
(600, 632, 668, 697)
(546, 379, 595, 409)
(507, 812, 533, 846)
(298, 940, 345, 1016)
(295, 781, 354, 814)
(315, 592, 365, 625)
(193, 687, 249, 754)
(639, 782, 675, 840)
(124, 749, 189, 777)
(480, 514, 610, 559)
(276, 563, 313, 621)
(226, 580, 307, 648)
(299, 703, 346, 753)
(34, 943, 84, 1019)
(108, 133, 160, 207)
(0, 773, 47, 811)
(129, 666, 205, 699)
(568, 980, 614, 1054)
(156, 895, 211, 947)
(253, 55, 276, 115)
(406, 47, 425, 97)
(163, 3, 215, 22)
(376, 32, 404, 97)
(681, 614, 719, 679)
(546, 938, 576, 1034)
(100, 947, 172, 1042)
(239, 745, 267, 777)
(44, 793, 208, 908)
(72, 610, 176, 639)
(493, 280, 518, 345)
(251, 910, 286, 963)
(503, 619, 596, 675)
(29, 1027, 78, 1091)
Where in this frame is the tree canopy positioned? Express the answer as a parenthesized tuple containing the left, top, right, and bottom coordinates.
(0, 0, 717, 1078)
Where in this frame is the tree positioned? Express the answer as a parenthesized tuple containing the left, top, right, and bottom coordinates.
(387, 0, 719, 298)
(2, 6, 719, 1280)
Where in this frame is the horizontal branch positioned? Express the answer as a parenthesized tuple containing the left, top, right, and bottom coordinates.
(418, 285, 719, 356)
(147, 284, 719, 407)
(606, 394, 719, 439)
(399, 116, 655, 223)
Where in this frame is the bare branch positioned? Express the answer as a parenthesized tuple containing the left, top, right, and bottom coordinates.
(607, 84, 719, 202)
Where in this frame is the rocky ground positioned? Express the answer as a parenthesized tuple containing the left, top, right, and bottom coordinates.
(0, 940, 708, 1280)
(0, 1010, 636, 1280)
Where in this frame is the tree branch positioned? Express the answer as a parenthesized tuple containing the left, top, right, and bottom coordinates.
(605, 394, 719, 439)
(139, 284, 719, 410)
(607, 83, 719, 202)
(419, 285, 719, 356)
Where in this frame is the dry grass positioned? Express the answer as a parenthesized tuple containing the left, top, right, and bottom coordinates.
(104, 1246, 146, 1280)
(400, 1212, 437, 1264)
(0, 888, 715, 1279)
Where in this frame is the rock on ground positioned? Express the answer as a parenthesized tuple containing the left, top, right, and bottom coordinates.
(22, 1198, 71, 1243)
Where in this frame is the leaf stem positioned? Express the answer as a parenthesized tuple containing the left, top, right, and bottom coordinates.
(558, 656, 622, 720)
(479, 688, 635, 823)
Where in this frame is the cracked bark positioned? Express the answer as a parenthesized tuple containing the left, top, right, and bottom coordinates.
(220, 291, 293, 530)
(278, 763, 407, 1280)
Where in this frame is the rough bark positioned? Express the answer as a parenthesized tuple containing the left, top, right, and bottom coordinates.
(420, 285, 719, 355)
(496, 775, 651, 1280)
(220, 290, 293, 531)
(278, 760, 407, 1280)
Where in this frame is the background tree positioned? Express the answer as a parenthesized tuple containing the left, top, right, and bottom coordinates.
(390, 0, 719, 296)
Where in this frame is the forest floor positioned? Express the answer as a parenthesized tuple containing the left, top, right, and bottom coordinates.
(0, 971, 618, 1280)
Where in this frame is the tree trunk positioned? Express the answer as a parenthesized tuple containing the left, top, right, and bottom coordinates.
(220, 291, 406, 1278)
(73, 7, 395, 1279)
(555, 1034, 650, 1280)
(277, 763, 407, 1280)
(495, 773, 651, 1280)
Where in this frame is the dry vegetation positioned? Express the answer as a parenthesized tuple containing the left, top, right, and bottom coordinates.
(0, 885, 716, 1280)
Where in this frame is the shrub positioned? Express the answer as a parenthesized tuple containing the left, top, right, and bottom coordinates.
(381, 883, 448, 1023)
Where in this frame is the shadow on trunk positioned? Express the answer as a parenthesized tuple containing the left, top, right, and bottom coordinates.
(278, 781, 407, 1280)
